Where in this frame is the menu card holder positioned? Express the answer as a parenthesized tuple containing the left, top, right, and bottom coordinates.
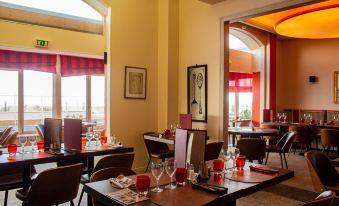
(180, 114, 192, 129)
(44, 118, 62, 151)
(174, 129, 188, 168)
(64, 118, 82, 151)
(187, 130, 207, 172)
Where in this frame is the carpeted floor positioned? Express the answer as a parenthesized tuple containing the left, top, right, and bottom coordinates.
(1, 152, 338, 206)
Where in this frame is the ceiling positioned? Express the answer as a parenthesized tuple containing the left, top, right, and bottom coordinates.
(199, 0, 226, 5)
(243, 0, 339, 39)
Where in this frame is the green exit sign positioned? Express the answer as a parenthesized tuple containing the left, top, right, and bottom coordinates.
(35, 39, 49, 48)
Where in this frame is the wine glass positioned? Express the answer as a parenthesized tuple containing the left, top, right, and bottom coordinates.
(86, 132, 93, 148)
(222, 149, 232, 174)
(19, 135, 27, 154)
(151, 162, 164, 193)
(276, 113, 281, 122)
(165, 159, 176, 189)
(282, 113, 287, 122)
(29, 135, 37, 153)
(94, 132, 100, 146)
(230, 147, 240, 170)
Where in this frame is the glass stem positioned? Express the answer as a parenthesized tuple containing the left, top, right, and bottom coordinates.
(170, 176, 172, 187)
(156, 178, 159, 189)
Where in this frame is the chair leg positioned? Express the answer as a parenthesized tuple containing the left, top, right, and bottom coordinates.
(279, 153, 284, 168)
(70, 200, 75, 206)
(77, 188, 84, 206)
(283, 153, 288, 169)
(264, 152, 270, 165)
(145, 158, 151, 172)
(4, 190, 8, 206)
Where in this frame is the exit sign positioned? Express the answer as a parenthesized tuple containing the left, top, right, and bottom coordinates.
(35, 39, 49, 48)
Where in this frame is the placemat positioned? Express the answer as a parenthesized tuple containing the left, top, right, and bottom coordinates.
(224, 169, 278, 183)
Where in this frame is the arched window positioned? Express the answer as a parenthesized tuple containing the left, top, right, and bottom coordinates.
(0, 0, 102, 21)
(229, 34, 250, 52)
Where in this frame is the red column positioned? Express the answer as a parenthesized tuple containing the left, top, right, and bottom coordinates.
(252, 72, 260, 126)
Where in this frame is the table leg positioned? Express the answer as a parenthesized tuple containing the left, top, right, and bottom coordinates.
(87, 156, 94, 206)
(23, 165, 32, 189)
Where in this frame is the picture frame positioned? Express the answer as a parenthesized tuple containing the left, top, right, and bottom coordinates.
(334, 71, 339, 104)
(124, 66, 147, 99)
(187, 64, 207, 122)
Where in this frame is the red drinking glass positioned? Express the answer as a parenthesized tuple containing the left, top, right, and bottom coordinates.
(37, 141, 44, 151)
(236, 155, 246, 170)
(81, 138, 87, 147)
(100, 136, 107, 144)
(213, 159, 224, 174)
(136, 175, 150, 196)
(8, 144, 17, 158)
(175, 168, 187, 186)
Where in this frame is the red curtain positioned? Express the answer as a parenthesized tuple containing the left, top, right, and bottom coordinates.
(0, 49, 56, 73)
(60, 55, 104, 77)
(229, 72, 253, 92)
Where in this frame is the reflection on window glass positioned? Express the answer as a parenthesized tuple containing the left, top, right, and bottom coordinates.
(24, 70, 53, 131)
(0, 71, 18, 130)
(229, 92, 236, 121)
(91, 75, 105, 126)
(239, 93, 252, 120)
(62, 76, 86, 120)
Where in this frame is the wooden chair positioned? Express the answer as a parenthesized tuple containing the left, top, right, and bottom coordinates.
(237, 138, 266, 164)
(320, 129, 339, 157)
(2, 131, 18, 146)
(304, 151, 339, 194)
(78, 153, 135, 206)
(204, 142, 224, 162)
(289, 126, 312, 153)
(298, 190, 336, 206)
(90, 167, 136, 206)
(143, 134, 174, 172)
(0, 126, 13, 145)
(16, 163, 83, 206)
(265, 131, 295, 169)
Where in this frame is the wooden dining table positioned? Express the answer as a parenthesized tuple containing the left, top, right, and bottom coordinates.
(0, 143, 133, 206)
(228, 127, 279, 146)
(84, 163, 294, 206)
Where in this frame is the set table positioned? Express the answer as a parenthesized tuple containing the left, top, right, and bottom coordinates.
(228, 127, 279, 146)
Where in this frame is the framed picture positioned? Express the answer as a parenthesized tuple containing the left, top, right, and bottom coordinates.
(334, 71, 339, 104)
(124, 66, 147, 99)
(187, 64, 207, 122)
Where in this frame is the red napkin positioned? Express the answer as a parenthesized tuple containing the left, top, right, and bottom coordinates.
(249, 165, 279, 174)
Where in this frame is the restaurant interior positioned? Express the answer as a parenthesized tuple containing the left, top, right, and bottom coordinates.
(0, 0, 338, 205)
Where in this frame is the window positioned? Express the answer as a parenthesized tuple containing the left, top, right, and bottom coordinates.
(91, 75, 105, 126)
(24, 70, 53, 131)
(229, 34, 250, 52)
(62, 76, 87, 120)
(238, 93, 252, 120)
(229, 92, 236, 120)
(0, 71, 18, 130)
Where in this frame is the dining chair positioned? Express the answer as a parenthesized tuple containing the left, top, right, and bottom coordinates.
(261, 124, 279, 145)
(16, 163, 83, 206)
(143, 134, 174, 172)
(298, 190, 335, 206)
(78, 153, 135, 206)
(90, 167, 136, 206)
(237, 138, 266, 164)
(265, 131, 295, 169)
(289, 126, 312, 153)
(304, 151, 339, 195)
(0, 167, 36, 206)
(2, 131, 18, 146)
(320, 129, 339, 157)
(204, 141, 224, 162)
(0, 126, 13, 145)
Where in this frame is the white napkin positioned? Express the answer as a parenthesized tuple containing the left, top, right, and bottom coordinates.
(109, 175, 134, 189)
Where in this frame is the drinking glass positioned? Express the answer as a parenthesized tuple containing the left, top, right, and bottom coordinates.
(7, 144, 17, 160)
(86, 132, 92, 147)
(100, 136, 107, 144)
(151, 162, 164, 192)
(213, 159, 224, 175)
(175, 167, 187, 186)
(136, 175, 151, 196)
(165, 159, 177, 189)
(29, 135, 37, 153)
(236, 155, 246, 170)
(94, 132, 100, 146)
(37, 141, 44, 152)
(222, 149, 232, 173)
(19, 135, 27, 154)
(230, 147, 240, 170)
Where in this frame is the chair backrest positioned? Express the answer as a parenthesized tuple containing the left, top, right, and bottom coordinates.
(320, 129, 339, 147)
(90, 167, 136, 206)
(2, 131, 18, 146)
(289, 126, 311, 143)
(0, 126, 13, 145)
(26, 163, 83, 205)
(187, 130, 207, 171)
(143, 138, 170, 156)
(298, 190, 335, 206)
(92, 153, 134, 174)
(35, 124, 44, 141)
(237, 138, 266, 162)
(304, 151, 338, 193)
(204, 141, 224, 162)
(277, 131, 295, 153)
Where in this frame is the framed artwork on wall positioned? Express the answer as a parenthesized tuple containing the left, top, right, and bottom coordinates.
(334, 71, 339, 104)
(187, 64, 207, 122)
(124, 66, 147, 99)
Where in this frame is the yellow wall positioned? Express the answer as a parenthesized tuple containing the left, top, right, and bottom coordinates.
(104, 0, 158, 172)
(0, 20, 104, 55)
(230, 49, 259, 73)
(277, 38, 339, 111)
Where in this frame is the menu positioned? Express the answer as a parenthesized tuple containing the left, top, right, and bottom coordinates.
(106, 188, 148, 205)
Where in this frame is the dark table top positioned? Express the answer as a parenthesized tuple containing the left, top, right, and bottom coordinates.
(84, 164, 294, 206)
(228, 127, 279, 136)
